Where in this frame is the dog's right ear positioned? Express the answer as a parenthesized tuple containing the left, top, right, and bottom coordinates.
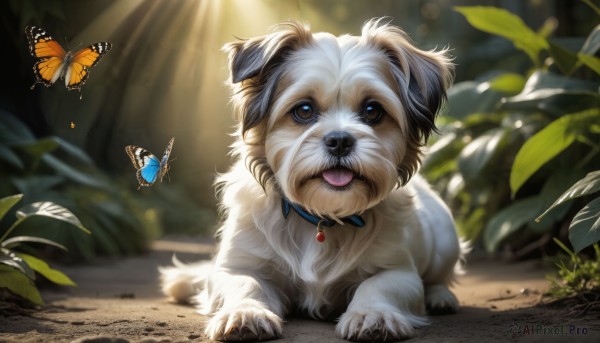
(223, 21, 313, 137)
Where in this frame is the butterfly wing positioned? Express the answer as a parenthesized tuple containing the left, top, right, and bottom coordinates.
(125, 146, 161, 187)
(159, 137, 175, 180)
(66, 42, 112, 90)
(25, 26, 67, 87)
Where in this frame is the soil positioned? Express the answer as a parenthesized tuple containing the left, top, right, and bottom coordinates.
(1, 236, 599, 343)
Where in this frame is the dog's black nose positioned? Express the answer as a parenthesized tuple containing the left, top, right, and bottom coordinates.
(324, 131, 355, 157)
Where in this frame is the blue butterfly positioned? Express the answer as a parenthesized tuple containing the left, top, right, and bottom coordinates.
(125, 137, 174, 188)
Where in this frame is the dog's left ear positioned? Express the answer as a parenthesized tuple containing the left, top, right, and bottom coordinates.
(361, 19, 453, 144)
(362, 19, 453, 185)
(223, 21, 313, 138)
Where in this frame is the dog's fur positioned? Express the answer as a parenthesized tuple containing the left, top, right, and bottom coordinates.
(160, 19, 462, 342)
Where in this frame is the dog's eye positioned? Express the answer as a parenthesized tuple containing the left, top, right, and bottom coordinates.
(360, 101, 385, 124)
(291, 103, 317, 124)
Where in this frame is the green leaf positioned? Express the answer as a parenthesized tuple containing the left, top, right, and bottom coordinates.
(0, 249, 35, 280)
(548, 41, 579, 75)
(537, 17, 558, 39)
(501, 89, 599, 116)
(1, 236, 68, 251)
(515, 70, 599, 93)
(446, 80, 506, 119)
(488, 73, 526, 95)
(423, 132, 463, 180)
(12, 176, 66, 196)
(16, 202, 91, 234)
(458, 128, 507, 181)
(454, 6, 548, 65)
(484, 196, 542, 252)
(15, 137, 60, 158)
(530, 170, 583, 232)
(0, 194, 22, 221)
(52, 137, 95, 166)
(538, 171, 600, 221)
(510, 109, 600, 195)
(0, 110, 35, 145)
(499, 71, 600, 115)
(580, 24, 600, 55)
(578, 53, 600, 76)
(12, 217, 95, 261)
(17, 253, 76, 286)
(0, 264, 43, 305)
(42, 154, 106, 188)
(568, 197, 600, 253)
(0, 145, 24, 169)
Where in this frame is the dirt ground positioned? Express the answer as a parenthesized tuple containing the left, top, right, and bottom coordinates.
(1, 236, 599, 343)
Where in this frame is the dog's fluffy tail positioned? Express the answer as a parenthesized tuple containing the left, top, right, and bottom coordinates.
(159, 255, 211, 303)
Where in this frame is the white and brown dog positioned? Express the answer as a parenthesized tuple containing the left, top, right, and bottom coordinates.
(161, 19, 462, 342)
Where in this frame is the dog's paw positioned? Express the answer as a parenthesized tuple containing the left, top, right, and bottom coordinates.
(336, 308, 428, 342)
(205, 300, 283, 341)
(425, 284, 459, 314)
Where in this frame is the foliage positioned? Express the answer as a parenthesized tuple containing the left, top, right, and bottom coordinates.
(546, 239, 600, 299)
(0, 194, 86, 305)
(0, 110, 161, 261)
(537, 171, 600, 253)
(424, 5, 600, 255)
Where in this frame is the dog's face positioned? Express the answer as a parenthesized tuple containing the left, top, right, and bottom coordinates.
(225, 20, 452, 219)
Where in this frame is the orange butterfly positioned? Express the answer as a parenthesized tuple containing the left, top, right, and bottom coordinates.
(25, 26, 112, 98)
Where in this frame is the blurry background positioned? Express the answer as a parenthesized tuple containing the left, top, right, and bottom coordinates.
(0, 0, 598, 261)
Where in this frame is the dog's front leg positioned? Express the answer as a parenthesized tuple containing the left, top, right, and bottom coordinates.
(205, 270, 285, 341)
(336, 268, 428, 342)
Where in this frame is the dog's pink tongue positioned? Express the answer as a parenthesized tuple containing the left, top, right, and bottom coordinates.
(322, 169, 354, 187)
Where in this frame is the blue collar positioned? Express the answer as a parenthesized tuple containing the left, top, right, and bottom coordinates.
(281, 198, 365, 228)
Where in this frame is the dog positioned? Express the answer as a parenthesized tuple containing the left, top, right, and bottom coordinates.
(160, 18, 462, 342)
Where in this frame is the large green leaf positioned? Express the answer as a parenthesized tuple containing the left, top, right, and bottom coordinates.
(12, 176, 66, 197)
(423, 132, 463, 180)
(530, 169, 584, 232)
(0, 249, 35, 280)
(0, 194, 22, 221)
(501, 89, 599, 116)
(0, 110, 35, 145)
(0, 145, 23, 170)
(15, 202, 91, 234)
(17, 253, 76, 286)
(454, 6, 548, 64)
(446, 80, 506, 119)
(13, 217, 96, 262)
(580, 24, 600, 56)
(499, 71, 600, 115)
(488, 73, 526, 95)
(515, 70, 599, 93)
(578, 53, 600, 75)
(510, 109, 600, 195)
(568, 197, 600, 253)
(484, 196, 542, 252)
(537, 171, 600, 221)
(458, 128, 507, 181)
(42, 154, 106, 188)
(52, 137, 95, 166)
(15, 137, 60, 158)
(548, 41, 579, 75)
(1, 236, 68, 251)
(0, 264, 43, 305)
